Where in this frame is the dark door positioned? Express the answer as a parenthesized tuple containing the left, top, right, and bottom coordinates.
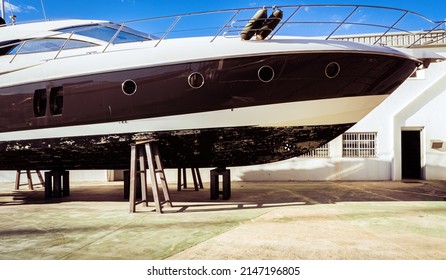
(401, 130, 422, 179)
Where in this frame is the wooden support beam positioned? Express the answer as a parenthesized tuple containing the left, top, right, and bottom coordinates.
(210, 167, 231, 200)
(44, 170, 69, 199)
(177, 167, 203, 191)
(15, 170, 45, 190)
(129, 144, 137, 213)
(129, 141, 172, 214)
(137, 145, 149, 207)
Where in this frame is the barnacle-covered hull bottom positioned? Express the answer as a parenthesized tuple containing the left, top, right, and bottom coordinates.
(0, 123, 352, 170)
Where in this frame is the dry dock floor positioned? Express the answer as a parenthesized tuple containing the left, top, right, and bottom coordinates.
(0, 180, 445, 260)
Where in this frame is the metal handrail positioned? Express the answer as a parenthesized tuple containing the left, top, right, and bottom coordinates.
(102, 23, 126, 53)
(409, 21, 446, 48)
(54, 31, 75, 59)
(373, 11, 409, 45)
(9, 42, 25, 63)
(210, 10, 240, 43)
(269, 6, 301, 39)
(281, 21, 417, 36)
(154, 16, 181, 47)
(111, 4, 444, 46)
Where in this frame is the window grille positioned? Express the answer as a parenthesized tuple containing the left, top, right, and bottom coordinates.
(301, 143, 330, 158)
(342, 132, 377, 158)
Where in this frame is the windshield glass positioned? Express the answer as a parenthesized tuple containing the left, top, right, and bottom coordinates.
(7, 39, 96, 54)
(57, 24, 154, 43)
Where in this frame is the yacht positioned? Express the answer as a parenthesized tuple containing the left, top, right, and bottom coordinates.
(0, 4, 439, 169)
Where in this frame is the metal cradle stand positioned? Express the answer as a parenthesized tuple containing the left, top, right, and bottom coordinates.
(129, 141, 172, 214)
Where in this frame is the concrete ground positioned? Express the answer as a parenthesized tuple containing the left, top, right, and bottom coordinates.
(0, 179, 445, 260)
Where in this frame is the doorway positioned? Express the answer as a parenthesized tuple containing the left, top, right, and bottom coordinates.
(401, 130, 422, 179)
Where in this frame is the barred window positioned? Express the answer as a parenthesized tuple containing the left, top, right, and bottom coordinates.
(342, 132, 377, 157)
(301, 143, 330, 158)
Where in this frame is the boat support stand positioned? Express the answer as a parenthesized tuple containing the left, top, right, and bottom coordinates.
(128, 141, 172, 214)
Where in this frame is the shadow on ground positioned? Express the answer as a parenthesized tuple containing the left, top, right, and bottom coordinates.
(1, 180, 445, 210)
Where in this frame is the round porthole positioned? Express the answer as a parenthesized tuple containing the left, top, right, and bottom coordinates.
(325, 62, 340, 79)
(188, 72, 205, 89)
(258, 65, 275, 83)
(122, 79, 137, 95)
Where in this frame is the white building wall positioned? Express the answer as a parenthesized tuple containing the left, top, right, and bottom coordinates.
(0, 170, 108, 183)
(392, 55, 446, 180)
(401, 75, 446, 180)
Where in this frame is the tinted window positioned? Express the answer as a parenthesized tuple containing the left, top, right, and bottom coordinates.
(50, 87, 64, 115)
(33, 89, 47, 117)
(8, 39, 95, 54)
(0, 40, 20, 55)
(57, 24, 152, 43)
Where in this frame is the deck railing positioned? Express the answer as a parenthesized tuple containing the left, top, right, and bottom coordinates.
(4, 4, 446, 64)
(119, 4, 444, 47)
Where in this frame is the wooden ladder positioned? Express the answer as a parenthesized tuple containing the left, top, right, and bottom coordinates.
(15, 170, 45, 190)
(129, 141, 172, 213)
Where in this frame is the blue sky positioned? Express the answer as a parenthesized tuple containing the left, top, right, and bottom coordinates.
(3, 0, 446, 22)
(2, 1, 445, 38)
